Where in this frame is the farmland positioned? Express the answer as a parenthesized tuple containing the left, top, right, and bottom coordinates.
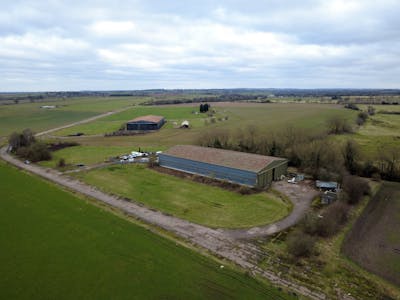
(53, 102, 356, 137)
(342, 181, 400, 287)
(0, 162, 292, 300)
(73, 164, 291, 228)
(40, 102, 358, 168)
(343, 104, 400, 160)
(0, 96, 145, 137)
(2, 94, 400, 299)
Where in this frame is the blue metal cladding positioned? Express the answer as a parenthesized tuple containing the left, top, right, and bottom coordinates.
(159, 154, 257, 186)
(126, 119, 165, 131)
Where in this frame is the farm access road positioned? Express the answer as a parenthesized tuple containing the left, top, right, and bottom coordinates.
(36, 106, 133, 137)
(0, 114, 325, 300)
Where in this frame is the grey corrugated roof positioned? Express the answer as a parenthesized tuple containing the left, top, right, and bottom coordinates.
(127, 115, 164, 123)
(316, 181, 338, 189)
(162, 145, 287, 173)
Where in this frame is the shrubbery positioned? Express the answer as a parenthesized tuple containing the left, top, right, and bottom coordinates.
(16, 142, 51, 162)
(301, 201, 349, 238)
(287, 231, 316, 257)
(9, 129, 52, 162)
(341, 175, 370, 204)
(356, 111, 368, 126)
(57, 158, 66, 168)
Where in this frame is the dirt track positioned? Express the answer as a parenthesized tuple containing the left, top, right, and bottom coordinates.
(223, 181, 318, 239)
(0, 112, 326, 300)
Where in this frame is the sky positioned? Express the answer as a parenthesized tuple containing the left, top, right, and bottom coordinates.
(0, 0, 399, 91)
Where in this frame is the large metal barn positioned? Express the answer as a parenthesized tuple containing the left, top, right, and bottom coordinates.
(126, 115, 165, 131)
(159, 145, 288, 188)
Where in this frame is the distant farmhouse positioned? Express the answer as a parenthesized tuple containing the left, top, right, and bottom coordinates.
(126, 115, 165, 131)
(159, 145, 288, 188)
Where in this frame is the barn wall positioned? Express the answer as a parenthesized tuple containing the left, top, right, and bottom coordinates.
(126, 119, 165, 131)
(272, 161, 288, 180)
(256, 170, 273, 188)
(159, 154, 257, 186)
(256, 160, 288, 188)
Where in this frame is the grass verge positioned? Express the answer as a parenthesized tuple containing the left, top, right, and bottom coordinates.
(74, 164, 291, 228)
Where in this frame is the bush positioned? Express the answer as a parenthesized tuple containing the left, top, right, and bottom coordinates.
(238, 186, 252, 195)
(57, 158, 66, 168)
(356, 111, 368, 126)
(9, 129, 36, 151)
(327, 116, 353, 134)
(342, 175, 370, 204)
(26, 142, 52, 162)
(317, 201, 349, 237)
(16, 142, 51, 162)
(287, 231, 316, 257)
(302, 202, 349, 238)
(301, 212, 319, 235)
(344, 103, 359, 110)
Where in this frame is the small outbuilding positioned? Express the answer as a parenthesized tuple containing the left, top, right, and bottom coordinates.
(159, 145, 288, 188)
(180, 120, 190, 128)
(316, 181, 338, 191)
(126, 115, 165, 131)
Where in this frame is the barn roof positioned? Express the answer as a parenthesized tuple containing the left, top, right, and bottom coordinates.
(316, 181, 338, 189)
(127, 115, 164, 123)
(162, 145, 286, 173)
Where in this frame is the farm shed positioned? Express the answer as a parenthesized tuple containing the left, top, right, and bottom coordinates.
(316, 181, 338, 191)
(126, 115, 165, 131)
(158, 145, 288, 188)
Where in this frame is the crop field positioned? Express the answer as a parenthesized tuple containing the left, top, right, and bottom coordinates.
(73, 164, 291, 228)
(0, 162, 292, 300)
(342, 181, 400, 287)
(0, 96, 146, 137)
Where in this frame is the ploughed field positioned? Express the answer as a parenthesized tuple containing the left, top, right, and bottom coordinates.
(342, 181, 400, 287)
(73, 164, 292, 228)
(0, 162, 292, 300)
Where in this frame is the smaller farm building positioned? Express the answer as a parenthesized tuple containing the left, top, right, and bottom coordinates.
(159, 145, 288, 188)
(126, 115, 165, 131)
(316, 181, 338, 191)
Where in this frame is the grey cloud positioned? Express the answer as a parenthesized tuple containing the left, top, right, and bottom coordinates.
(0, 0, 399, 91)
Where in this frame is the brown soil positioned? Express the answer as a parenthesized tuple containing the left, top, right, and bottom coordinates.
(342, 181, 400, 287)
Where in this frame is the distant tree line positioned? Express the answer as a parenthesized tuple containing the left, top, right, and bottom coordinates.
(142, 94, 268, 106)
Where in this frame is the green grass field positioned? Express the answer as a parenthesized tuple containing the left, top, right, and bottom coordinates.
(0, 162, 292, 300)
(44, 103, 358, 166)
(0, 96, 146, 137)
(54, 105, 207, 136)
(53, 103, 357, 137)
(332, 105, 400, 160)
(74, 164, 291, 228)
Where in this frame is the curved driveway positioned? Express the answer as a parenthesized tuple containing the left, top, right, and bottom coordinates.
(222, 182, 318, 239)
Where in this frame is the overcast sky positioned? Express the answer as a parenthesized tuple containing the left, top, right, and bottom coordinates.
(1, 0, 399, 91)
